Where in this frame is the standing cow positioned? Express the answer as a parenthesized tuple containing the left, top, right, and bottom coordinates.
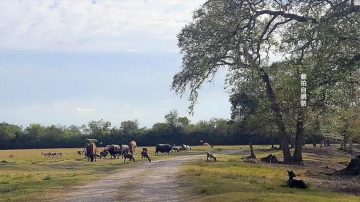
(129, 141, 137, 154)
(155, 144, 173, 156)
(104, 144, 121, 159)
(85, 143, 97, 162)
(120, 144, 130, 158)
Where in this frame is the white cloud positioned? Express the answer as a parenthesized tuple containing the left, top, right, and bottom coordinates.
(75, 107, 95, 112)
(0, 0, 205, 53)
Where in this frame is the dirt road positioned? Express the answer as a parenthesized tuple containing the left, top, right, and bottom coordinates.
(58, 154, 203, 202)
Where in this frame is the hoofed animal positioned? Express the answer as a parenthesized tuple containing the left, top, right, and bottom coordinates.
(180, 144, 191, 151)
(141, 148, 151, 162)
(120, 144, 130, 158)
(123, 153, 135, 163)
(129, 140, 137, 154)
(287, 170, 307, 189)
(85, 143, 97, 162)
(206, 152, 217, 162)
(104, 144, 121, 159)
(99, 151, 109, 159)
(155, 144, 173, 155)
(41, 152, 50, 158)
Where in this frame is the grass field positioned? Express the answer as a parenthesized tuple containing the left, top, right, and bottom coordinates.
(182, 145, 360, 202)
(0, 145, 359, 201)
(0, 146, 179, 201)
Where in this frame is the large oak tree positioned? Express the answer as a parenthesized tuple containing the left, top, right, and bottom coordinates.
(172, 0, 360, 164)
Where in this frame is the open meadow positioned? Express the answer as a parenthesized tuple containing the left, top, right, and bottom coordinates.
(0, 145, 359, 201)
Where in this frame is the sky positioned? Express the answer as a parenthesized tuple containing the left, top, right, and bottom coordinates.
(0, 0, 231, 128)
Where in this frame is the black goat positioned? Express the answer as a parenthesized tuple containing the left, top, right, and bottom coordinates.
(287, 170, 307, 189)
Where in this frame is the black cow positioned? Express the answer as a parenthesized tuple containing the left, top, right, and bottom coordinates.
(104, 144, 121, 159)
(155, 144, 173, 156)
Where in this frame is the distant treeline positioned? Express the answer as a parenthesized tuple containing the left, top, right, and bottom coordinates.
(0, 116, 281, 149)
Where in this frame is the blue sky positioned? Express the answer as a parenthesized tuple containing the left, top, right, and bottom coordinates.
(0, 0, 230, 128)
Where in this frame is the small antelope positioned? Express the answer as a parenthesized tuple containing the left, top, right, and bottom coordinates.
(8, 154, 15, 158)
(41, 152, 50, 158)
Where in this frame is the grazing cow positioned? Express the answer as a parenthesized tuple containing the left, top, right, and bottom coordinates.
(104, 144, 122, 159)
(155, 144, 173, 155)
(123, 153, 135, 163)
(85, 143, 97, 162)
(120, 144, 130, 158)
(180, 144, 191, 151)
(141, 148, 151, 162)
(129, 141, 137, 154)
(287, 170, 307, 189)
(172, 147, 180, 152)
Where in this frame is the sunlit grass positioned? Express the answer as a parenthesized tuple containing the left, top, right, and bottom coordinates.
(181, 145, 360, 202)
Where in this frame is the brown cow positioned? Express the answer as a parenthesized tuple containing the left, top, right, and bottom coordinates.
(129, 141, 137, 154)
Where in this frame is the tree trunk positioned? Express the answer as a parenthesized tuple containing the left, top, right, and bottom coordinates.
(249, 136, 256, 159)
(343, 134, 348, 150)
(259, 68, 292, 163)
(348, 137, 353, 155)
(293, 112, 304, 164)
(290, 136, 295, 148)
(337, 156, 360, 175)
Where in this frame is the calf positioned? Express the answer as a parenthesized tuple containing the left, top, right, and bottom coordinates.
(141, 148, 151, 163)
(206, 152, 217, 162)
(123, 153, 135, 163)
(287, 170, 307, 189)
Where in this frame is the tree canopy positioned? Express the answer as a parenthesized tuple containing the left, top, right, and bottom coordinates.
(172, 0, 360, 164)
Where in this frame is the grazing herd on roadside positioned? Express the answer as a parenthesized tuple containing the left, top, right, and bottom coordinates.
(41, 152, 63, 158)
(76, 141, 192, 163)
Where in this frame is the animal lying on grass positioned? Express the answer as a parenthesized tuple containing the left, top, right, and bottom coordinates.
(287, 170, 307, 189)
(124, 153, 135, 163)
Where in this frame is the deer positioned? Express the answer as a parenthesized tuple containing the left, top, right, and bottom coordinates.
(287, 170, 307, 189)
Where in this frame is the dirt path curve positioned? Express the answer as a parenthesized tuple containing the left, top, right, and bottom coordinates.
(58, 154, 203, 202)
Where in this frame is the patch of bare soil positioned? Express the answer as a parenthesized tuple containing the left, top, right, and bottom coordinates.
(52, 155, 203, 202)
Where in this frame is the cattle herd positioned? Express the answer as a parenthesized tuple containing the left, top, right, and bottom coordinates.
(79, 141, 192, 163)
